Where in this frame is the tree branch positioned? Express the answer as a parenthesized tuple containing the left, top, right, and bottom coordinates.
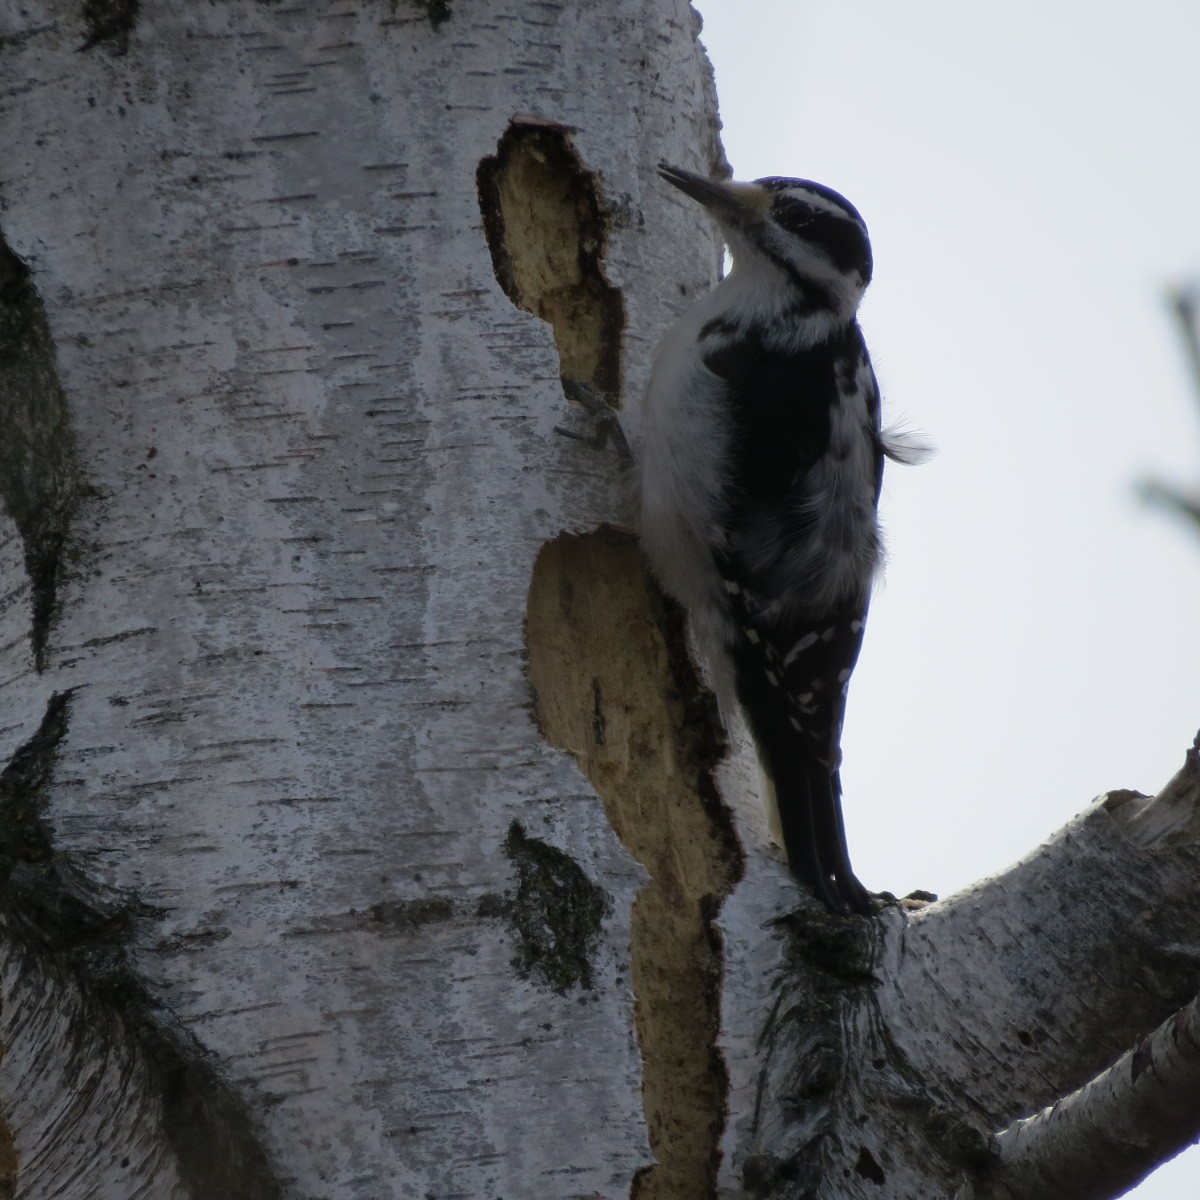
(738, 727, 1200, 1198)
(1134, 479, 1200, 534)
(1137, 285, 1200, 536)
(1166, 284, 1200, 400)
(1107, 730, 1200, 846)
(980, 990, 1200, 1200)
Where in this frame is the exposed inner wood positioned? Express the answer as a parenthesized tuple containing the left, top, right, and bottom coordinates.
(477, 118, 624, 397)
(527, 530, 743, 1200)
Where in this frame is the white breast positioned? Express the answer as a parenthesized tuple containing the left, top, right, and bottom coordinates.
(638, 301, 734, 648)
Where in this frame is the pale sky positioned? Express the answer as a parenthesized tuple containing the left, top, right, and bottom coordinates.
(695, 3, 1200, 1195)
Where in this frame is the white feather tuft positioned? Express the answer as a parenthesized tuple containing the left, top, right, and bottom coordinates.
(881, 423, 935, 466)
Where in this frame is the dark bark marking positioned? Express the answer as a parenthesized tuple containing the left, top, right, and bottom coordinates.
(0, 692, 286, 1199)
(79, 0, 139, 53)
(388, 0, 452, 28)
(0, 235, 89, 672)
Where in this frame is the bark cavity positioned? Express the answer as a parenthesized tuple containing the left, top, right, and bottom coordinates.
(0, 235, 87, 672)
(526, 529, 744, 1200)
(477, 117, 624, 396)
(0, 693, 284, 1199)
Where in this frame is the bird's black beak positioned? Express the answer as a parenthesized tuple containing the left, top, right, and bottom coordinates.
(657, 163, 767, 222)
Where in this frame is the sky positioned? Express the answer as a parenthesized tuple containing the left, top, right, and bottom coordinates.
(694, 3, 1200, 1195)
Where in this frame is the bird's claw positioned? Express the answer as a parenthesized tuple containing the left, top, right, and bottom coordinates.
(556, 378, 633, 465)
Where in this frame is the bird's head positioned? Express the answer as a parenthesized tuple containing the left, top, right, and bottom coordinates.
(658, 164, 873, 319)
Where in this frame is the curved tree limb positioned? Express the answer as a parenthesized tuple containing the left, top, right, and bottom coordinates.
(741, 731, 1200, 1199)
(971, 736, 1200, 1199)
(980, 990, 1200, 1200)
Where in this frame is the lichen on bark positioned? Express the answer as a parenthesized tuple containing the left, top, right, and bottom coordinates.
(504, 819, 613, 994)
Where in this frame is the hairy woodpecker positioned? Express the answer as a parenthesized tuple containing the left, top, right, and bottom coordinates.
(640, 164, 924, 916)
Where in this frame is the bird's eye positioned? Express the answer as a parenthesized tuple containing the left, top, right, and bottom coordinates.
(773, 198, 817, 229)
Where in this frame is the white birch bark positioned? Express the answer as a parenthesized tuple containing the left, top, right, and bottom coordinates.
(1, 5, 1198, 1200)
(0, 3, 730, 1196)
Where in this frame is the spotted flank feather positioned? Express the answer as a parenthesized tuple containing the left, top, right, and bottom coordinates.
(717, 556, 872, 915)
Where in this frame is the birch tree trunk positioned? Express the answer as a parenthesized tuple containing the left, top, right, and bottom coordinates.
(1, 5, 1198, 1200)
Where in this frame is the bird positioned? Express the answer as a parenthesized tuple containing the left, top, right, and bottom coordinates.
(638, 163, 925, 915)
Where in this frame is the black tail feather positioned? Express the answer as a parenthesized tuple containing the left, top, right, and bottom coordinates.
(774, 760, 843, 912)
(773, 751, 872, 916)
(720, 571, 874, 915)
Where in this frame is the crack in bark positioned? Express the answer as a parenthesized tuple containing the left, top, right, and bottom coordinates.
(526, 529, 745, 1200)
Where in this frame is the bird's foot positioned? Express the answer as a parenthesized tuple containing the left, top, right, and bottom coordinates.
(824, 871, 877, 918)
(862, 888, 939, 913)
(841, 883, 878, 918)
(556, 378, 632, 465)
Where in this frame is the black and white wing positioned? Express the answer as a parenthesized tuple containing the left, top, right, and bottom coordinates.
(703, 322, 885, 915)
